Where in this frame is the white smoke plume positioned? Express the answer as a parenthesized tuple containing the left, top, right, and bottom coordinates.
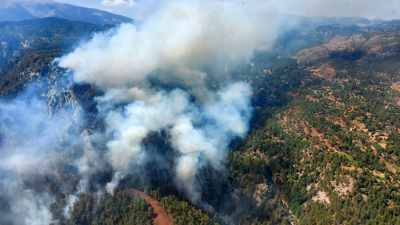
(0, 170, 55, 224)
(57, 0, 268, 201)
(0, 86, 82, 224)
(0, 81, 109, 224)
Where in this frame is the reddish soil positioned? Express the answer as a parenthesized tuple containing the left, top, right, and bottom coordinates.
(287, 91, 299, 97)
(372, 170, 385, 178)
(310, 127, 322, 137)
(134, 190, 174, 225)
(393, 82, 400, 91)
(308, 64, 336, 79)
(323, 139, 333, 149)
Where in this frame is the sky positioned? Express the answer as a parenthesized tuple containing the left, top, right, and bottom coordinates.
(56, 0, 161, 20)
(56, 0, 400, 21)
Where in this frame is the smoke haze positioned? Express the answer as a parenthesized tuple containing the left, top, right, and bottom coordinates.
(0, 85, 83, 224)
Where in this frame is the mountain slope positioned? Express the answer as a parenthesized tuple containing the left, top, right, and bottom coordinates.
(0, 17, 112, 96)
(230, 21, 400, 224)
(0, 0, 133, 25)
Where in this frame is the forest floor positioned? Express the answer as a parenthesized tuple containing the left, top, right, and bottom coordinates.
(133, 189, 174, 225)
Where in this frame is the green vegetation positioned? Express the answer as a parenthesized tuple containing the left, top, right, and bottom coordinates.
(0, 18, 112, 96)
(229, 23, 400, 223)
(336, 151, 359, 167)
(372, 143, 384, 152)
(154, 193, 220, 225)
(57, 189, 154, 225)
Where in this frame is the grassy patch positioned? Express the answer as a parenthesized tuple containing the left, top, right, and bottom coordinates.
(336, 151, 359, 167)
(373, 175, 388, 182)
(372, 142, 383, 151)
(392, 164, 400, 172)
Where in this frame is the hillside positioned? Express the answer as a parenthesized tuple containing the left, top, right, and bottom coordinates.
(1, 11, 400, 225)
(0, 0, 133, 24)
(0, 17, 113, 96)
(50, 20, 400, 224)
(229, 21, 400, 224)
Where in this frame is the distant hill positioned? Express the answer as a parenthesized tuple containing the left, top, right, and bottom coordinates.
(270, 13, 382, 31)
(0, 0, 133, 25)
(0, 17, 112, 96)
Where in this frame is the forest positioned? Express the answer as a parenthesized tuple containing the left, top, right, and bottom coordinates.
(2, 11, 400, 225)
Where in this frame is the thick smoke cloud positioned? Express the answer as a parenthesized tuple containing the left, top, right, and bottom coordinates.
(58, 1, 270, 88)
(57, 0, 267, 201)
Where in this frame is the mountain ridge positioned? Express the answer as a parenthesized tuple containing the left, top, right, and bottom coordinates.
(0, 0, 133, 25)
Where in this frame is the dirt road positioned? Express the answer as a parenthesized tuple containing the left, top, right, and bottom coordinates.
(133, 190, 174, 225)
